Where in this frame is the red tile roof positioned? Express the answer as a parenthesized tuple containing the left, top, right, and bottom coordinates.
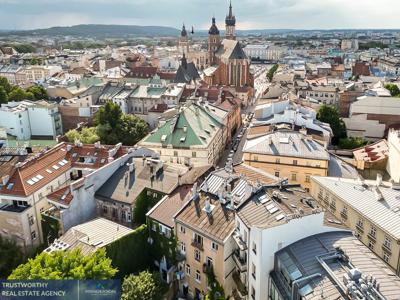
(0, 143, 126, 197)
(47, 186, 73, 206)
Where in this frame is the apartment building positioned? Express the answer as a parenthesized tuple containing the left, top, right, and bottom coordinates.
(243, 45, 284, 61)
(343, 95, 400, 140)
(25, 65, 62, 82)
(243, 130, 329, 191)
(270, 231, 400, 300)
(139, 103, 226, 167)
(0, 100, 63, 140)
(233, 184, 343, 300)
(0, 64, 26, 85)
(387, 129, 400, 183)
(298, 85, 339, 105)
(377, 57, 400, 76)
(311, 176, 400, 275)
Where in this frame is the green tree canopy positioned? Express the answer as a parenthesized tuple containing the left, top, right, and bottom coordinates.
(26, 85, 48, 100)
(94, 101, 149, 146)
(0, 77, 12, 93)
(121, 271, 164, 300)
(267, 64, 279, 82)
(0, 86, 8, 104)
(0, 236, 25, 279)
(65, 127, 100, 144)
(8, 87, 34, 102)
(317, 104, 347, 145)
(8, 248, 117, 280)
(339, 137, 369, 150)
(384, 83, 400, 97)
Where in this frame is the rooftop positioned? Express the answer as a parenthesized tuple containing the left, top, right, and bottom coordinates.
(44, 218, 133, 256)
(243, 131, 329, 161)
(273, 231, 400, 300)
(353, 140, 389, 163)
(312, 176, 400, 240)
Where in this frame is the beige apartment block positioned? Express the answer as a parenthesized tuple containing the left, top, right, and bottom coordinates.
(243, 131, 329, 191)
(311, 176, 400, 275)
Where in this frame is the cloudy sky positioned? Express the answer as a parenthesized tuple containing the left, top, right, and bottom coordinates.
(0, 0, 399, 30)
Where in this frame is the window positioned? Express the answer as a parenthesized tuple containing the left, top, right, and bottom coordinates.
(31, 231, 37, 240)
(28, 215, 34, 226)
(102, 206, 108, 214)
(211, 242, 219, 251)
(180, 242, 186, 253)
(383, 252, 390, 263)
(152, 223, 158, 232)
(356, 218, 364, 229)
(194, 249, 201, 262)
(194, 233, 203, 246)
(192, 152, 196, 158)
(275, 158, 280, 164)
(368, 240, 375, 250)
(254, 155, 258, 161)
(206, 257, 213, 268)
(180, 225, 186, 234)
(251, 286, 255, 299)
(186, 264, 191, 275)
(195, 270, 201, 283)
(252, 242, 257, 255)
(174, 151, 178, 157)
(305, 175, 311, 183)
(275, 171, 280, 177)
(370, 226, 377, 238)
(384, 236, 392, 250)
(291, 173, 297, 181)
(252, 263, 256, 279)
(293, 160, 298, 165)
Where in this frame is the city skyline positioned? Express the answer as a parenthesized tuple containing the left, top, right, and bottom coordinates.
(0, 0, 399, 31)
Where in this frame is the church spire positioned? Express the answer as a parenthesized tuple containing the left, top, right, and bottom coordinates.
(225, 0, 236, 40)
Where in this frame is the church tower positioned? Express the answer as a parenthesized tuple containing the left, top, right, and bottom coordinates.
(208, 17, 220, 65)
(178, 23, 189, 54)
(225, 1, 236, 40)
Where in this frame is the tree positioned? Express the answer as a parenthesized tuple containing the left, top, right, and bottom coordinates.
(317, 105, 347, 145)
(95, 101, 149, 146)
(0, 86, 8, 104)
(65, 127, 100, 144)
(339, 137, 368, 150)
(8, 248, 117, 280)
(26, 85, 48, 100)
(0, 236, 25, 279)
(384, 83, 400, 97)
(118, 114, 149, 146)
(121, 271, 164, 300)
(8, 87, 34, 102)
(0, 77, 12, 94)
(267, 64, 279, 82)
(95, 101, 122, 128)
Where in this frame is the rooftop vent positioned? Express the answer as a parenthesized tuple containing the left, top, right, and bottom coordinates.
(161, 134, 167, 142)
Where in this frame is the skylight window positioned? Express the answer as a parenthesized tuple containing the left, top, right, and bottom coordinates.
(52, 165, 60, 170)
(58, 161, 66, 166)
(61, 159, 68, 164)
(36, 174, 44, 180)
(31, 177, 39, 183)
(27, 180, 35, 185)
(46, 169, 53, 174)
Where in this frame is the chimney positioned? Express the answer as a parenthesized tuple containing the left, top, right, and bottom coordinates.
(66, 144, 72, 152)
(376, 173, 382, 187)
(374, 187, 384, 202)
(191, 182, 198, 200)
(204, 197, 212, 214)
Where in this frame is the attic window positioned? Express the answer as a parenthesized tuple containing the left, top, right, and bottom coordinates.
(27, 179, 35, 186)
(37, 174, 44, 180)
(161, 135, 167, 142)
(200, 135, 207, 140)
(205, 129, 211, 135)
(46, 169, 53, 174)
(210, 124, 215, 128)
(52, 165, 60, 170)
(180, 136, 186, 142)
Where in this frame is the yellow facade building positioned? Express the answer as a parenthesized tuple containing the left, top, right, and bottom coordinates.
(243, 131, 329, 191)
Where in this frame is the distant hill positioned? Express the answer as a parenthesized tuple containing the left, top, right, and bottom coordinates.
(0, 24, 181, 37)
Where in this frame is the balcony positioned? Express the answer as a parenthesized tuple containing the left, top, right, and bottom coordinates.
(340, 211, 348, 220)
(233, 249, 247, 272)
(191, 240, 203, 251)
(355, 224, 364, 234)
(232, 231, 247, 251)
(382, 244, 392, 254)
(232, 270, 248, 298)
(367, 232, 376, 241)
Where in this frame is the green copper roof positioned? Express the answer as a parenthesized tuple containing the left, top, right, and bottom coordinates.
(144, 104, 223, 148)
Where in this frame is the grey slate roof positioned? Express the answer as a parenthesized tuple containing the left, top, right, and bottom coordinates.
(243, 131, 329, 160)
(274, 231, 400, 300)
(312, 176, 400, 240)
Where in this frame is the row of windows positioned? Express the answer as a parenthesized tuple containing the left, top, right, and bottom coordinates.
(179, 226, 219, 251)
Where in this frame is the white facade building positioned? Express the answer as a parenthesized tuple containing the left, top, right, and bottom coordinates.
(387, 129, 400, 183)
(0, 100, 63, 140)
